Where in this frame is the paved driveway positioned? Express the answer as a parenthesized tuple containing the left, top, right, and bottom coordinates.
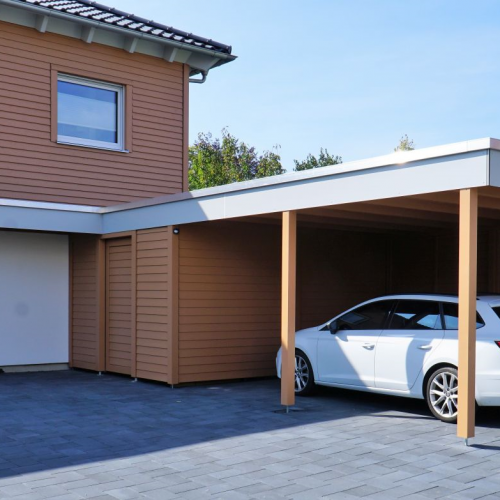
(1, 371, 500, 499)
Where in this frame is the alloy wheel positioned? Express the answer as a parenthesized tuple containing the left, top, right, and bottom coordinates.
(429, 371, 458, 419)
(295, 354, 310, 392)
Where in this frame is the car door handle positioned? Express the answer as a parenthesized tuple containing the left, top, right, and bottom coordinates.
(363, 343, 375, 350)
(418, 345, 433, 350)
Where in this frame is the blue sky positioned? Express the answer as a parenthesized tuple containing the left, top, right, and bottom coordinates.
(104, 0, 500, 169)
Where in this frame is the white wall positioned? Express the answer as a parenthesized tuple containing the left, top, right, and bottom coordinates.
(0, 231, 69, 366)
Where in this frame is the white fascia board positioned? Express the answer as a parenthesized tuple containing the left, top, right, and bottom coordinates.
(489, 149, 500, 187)
(102, 149, 489, 233)
(0, 198, 101, 213)
(103, 137, 497, 214)
(0, 138, 494, 235)
(0, 204, 102, 234)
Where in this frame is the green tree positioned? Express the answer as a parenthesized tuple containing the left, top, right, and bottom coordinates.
(188, 129, 285, 190)
(293, 148, 342, 171)
(394, 134, 415, 152)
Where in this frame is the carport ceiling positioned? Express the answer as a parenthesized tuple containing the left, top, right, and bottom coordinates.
(238, 188, 500, 233)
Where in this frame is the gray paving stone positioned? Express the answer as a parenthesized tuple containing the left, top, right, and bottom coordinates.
(343, 484, 384, 497)
(2, 372, 500, 500)
(0, 483, 34, 497)
(104, 488, 140, 500)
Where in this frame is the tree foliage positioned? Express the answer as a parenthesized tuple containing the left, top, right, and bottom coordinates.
(293, 148, 342, 171)
(394, 134, 415, 152)
(188, 130, 285, 190)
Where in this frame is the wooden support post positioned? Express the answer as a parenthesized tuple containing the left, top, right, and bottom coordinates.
(281, 211, 297, 408)
(458, 189, 478, 441)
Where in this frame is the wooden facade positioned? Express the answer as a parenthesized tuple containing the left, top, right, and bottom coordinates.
(0, 21, 188, 206)
(105, 237, 134, 375)
(177, 222, 281, 383)
(136, 227, 172, 383)
(69, 219, 496, 388)
(70, 234, 101, 371)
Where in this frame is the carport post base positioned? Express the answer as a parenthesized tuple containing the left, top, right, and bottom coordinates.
(457, 188, 478, 441)
(281, 211, 297, 408)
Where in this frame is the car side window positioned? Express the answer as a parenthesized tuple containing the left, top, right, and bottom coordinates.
(389, 300, 441, 330)
(492, 306, 500, 319)
(442, 303, 485, 329)
(335, 300, 393, 331)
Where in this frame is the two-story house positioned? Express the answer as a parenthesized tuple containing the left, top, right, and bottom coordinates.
(0, 0, 240, 382)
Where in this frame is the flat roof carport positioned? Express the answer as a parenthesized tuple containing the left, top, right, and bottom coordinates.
(277, 189, 484, 445)
(3, 138, 500, 444)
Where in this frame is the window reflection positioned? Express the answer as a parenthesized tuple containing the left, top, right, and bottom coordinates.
(58, 80, 119, 145)
(336, 301, 393, 331)
(390, 300, 441, 330)
(442, 303, 485, 329)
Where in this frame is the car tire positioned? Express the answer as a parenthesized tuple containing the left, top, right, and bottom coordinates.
(295, 350, 315, 396)
(426, 366, 459, 423)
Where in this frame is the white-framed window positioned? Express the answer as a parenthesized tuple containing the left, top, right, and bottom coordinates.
(57, 74, 124, 151)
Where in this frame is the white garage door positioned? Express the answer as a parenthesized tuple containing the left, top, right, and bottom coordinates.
(0, 231, 69, 367)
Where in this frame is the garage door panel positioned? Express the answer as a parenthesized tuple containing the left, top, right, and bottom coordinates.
(0, 232, 69, 367)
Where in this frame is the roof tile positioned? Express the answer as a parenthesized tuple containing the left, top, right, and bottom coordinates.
(16, 0, 232, 54)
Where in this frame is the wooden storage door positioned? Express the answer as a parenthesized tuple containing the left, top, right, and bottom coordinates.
(106, 238, 133, 375)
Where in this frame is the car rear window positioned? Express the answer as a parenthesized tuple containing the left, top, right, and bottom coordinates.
(492, 306, 500, 319)
(442, 302, 485, 329)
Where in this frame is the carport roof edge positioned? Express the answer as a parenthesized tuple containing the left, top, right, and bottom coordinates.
(0, 137, 499, 234)
(103, 137, 500, 213)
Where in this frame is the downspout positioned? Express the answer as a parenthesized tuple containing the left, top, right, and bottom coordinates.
(189, 71, 208, 84)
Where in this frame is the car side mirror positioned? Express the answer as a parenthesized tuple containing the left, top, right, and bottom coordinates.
(328, 320, 338, 334)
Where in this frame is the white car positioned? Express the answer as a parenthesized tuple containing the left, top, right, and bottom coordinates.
(276, 294, 500, 422)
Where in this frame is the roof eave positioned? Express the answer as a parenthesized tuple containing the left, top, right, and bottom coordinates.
(0, 0, 237, 72)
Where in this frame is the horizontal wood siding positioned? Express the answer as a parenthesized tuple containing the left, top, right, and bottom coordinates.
(71, 234, 100, 370)
(105, 238, 132, 375)
(299, 228, 492, 331)
(298, 228, 389, 329)
(135, 228, 171, 382)
(0, 21, 185, 206)
(435, 230, 489, 294)
(178, 222, 281, 383)
(390, 233, 437, 294)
